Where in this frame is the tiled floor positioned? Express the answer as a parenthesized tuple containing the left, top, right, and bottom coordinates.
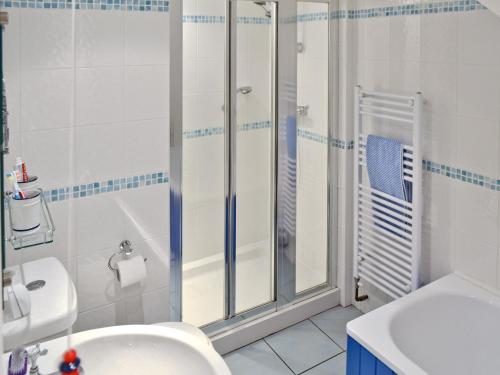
(223, 306, 362, 375)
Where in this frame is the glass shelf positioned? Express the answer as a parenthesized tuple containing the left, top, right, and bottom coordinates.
(6, 189, 55, 250)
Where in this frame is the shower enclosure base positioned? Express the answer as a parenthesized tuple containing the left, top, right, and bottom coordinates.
(210, 287, 340, 355)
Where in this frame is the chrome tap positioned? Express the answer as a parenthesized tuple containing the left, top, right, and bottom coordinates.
(28, 344, 48, 375)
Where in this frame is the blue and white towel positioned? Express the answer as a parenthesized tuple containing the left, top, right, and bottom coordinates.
(366, 135, 412, 238)
(366, 135, 410, 202)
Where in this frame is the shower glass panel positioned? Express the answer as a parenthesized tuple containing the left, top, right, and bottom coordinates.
(181, 0, 227, 327)
(234, 0, 276, 314)
(296, 1, 329, 293)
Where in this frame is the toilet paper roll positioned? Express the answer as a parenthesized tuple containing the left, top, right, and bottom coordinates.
(116, 255, 147, 288)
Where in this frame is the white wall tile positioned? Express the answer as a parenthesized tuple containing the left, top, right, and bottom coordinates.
(20, 128, 72, 188)
(76, 67, 125, 126)
(121, 184, 170, 242)
(183, 23, 198, 60)
(141, 287, 170, 324)
(422, 111, 457, 166)
(458, 10, 500, 66)
(197, 59, 224, 91)
(421, 173, 454, 285)
(120, 118, 169, 177)
(183, 58, 198, 92)
(457, 64, 500, 121)
(76, 247, 124, 311)
(20, 9, 74, 69)
(197, 24, 225, 59)
(183, 93, 224, 129)
(363, 17, 390, 60)
(388, 60, 420, 94)
(76, 10, 125, 67)
(74, 192, 126, 254)
(453, 183, 499, 288)
(389, 15, 420, 62)
(421, 62, 457, 115)
(74, 123, 125, 184)
(421, 12, 458, 64)
(21, 68, 74, 131)
(456, 116, 499, 178)
(183, 0, 197, 14)
(124, 12, 169, 65)
(4, 9, 20, 69)
(361, 59, 389, 91)
(124, 65, 169, 121)
(73, 301, 126, 333)
(197, 0, 225, 16)
(138, 236, 170, 293)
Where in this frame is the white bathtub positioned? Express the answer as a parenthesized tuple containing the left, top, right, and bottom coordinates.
(347, 273, 500, 375)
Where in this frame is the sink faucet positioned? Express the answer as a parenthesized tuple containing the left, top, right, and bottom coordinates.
(28, 344, 48, 375)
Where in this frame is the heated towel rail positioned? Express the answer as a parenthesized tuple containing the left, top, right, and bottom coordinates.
(353, 86, 423, 300)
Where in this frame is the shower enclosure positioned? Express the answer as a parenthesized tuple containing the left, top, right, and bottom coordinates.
(171, 0, 337, 333)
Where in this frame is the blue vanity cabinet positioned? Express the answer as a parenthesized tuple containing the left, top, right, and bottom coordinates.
(347, 336, 397, 375)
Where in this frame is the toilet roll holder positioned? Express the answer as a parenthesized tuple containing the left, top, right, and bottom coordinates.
(107, 240, 147, 274)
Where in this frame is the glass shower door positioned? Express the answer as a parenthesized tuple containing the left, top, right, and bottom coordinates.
(181, 0, 227, 327)
(296, 1, 330, 293)
(233, 0, 276, 314)
(181, 0, 277, 326)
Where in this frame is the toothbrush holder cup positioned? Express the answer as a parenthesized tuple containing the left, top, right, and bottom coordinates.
(10, 191, 42, 234)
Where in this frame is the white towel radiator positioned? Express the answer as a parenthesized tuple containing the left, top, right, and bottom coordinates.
(353, 86, 423, 300)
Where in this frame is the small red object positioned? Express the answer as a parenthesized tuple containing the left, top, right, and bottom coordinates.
(21, 162, 28, 183)
(60, 349, 81, 375)
(63, 349, 77, 363)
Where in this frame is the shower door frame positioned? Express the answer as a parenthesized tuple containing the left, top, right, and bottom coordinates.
(170, 0, 339, 334)
(294, 0, 338, 303)
(221, 0, 279, 329)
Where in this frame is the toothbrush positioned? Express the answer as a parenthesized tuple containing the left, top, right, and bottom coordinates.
(8, 348, 28, 375)
(7, 172, 25, 199)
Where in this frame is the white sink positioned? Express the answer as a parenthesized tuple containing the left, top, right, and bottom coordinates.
(4, 323, 231, 375)
(3, 257, 77, 350)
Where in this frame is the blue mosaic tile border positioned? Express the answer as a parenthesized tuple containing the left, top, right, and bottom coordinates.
(183, 127, 224, 139)
(44, 171, 169, 203)
(297, 12, 329, 22)
(283, 1, 487, 22)
(1, 0, 487, 15)
(239, 121, 271, 132)
(297, 128, 328, 144)
(0, 0, 169, 11)
(423, 160, 500, 192)
(297, 129, 354, 149)
(183, 124, 355, 150)
(182, 15, 270, 24)
(183, 122, 273, 139)
(345, 0, 486, 19)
